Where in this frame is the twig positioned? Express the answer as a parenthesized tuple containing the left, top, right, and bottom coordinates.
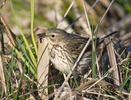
(86, 67, 113, 90)
(64, 0, 74, 18)
(83, 90, 116, 99)
(0, 14, 16, 46)
(81, 0, 92, 36)
(96, 56, 101, 78)
(57, 0, 74, 30)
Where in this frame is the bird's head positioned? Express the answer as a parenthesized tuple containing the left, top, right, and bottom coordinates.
(36, 27, 70, 45)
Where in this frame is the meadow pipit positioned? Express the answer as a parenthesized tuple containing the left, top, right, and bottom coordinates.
(36, 27, 116, 76)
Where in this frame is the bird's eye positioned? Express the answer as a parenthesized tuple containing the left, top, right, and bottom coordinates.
(51, 34, 55, 38)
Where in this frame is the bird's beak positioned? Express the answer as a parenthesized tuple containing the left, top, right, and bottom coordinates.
(37, 33, 46, 43)
(34, 27, 48, 43)
(37, 33, 46, 38)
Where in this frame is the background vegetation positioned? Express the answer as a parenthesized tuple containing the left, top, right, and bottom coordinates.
(0, 0, 131, 99)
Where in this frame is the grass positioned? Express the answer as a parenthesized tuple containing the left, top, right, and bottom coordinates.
(0, 0, 131, 99)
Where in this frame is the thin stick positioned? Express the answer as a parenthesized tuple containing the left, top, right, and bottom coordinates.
(86, 67, 113, 90)
(64, 0, 74, 17)
(82, 0, 92, 36)
(96, 56, 101, 78)
(0, 56, 7, 93)
(82, 90, 116, 99)
(57, 0, 74, 29)
(0, 14, 16, 46)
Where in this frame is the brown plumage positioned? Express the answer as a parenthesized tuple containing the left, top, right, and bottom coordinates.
(36, 28, 116, 75)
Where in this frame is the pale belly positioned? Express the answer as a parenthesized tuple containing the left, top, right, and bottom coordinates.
(51, 55, 71, 73)
(49, 46, 73, 73)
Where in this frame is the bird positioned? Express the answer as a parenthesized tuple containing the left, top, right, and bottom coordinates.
(36, 27, 116, 76)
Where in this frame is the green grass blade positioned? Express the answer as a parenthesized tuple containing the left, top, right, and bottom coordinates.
(30, 0, 38, 55)
(9, 0, 37, 67)
(92, 32, 96, 78)
(12, 46, 37, 79)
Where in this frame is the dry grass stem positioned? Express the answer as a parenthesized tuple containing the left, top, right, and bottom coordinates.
(0, 55, 7, 93)
(64, 0, 74, 18)
(105, 38, 121, 86)
(86, 67, 113, 90)
(0, 15, 16, 46)
(84, 90, 116, 99)
(96, 56, 101, 78)
(73, 2, 89, 36)
(37, 39, 49, 98)
(81, 0, 92, 36)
